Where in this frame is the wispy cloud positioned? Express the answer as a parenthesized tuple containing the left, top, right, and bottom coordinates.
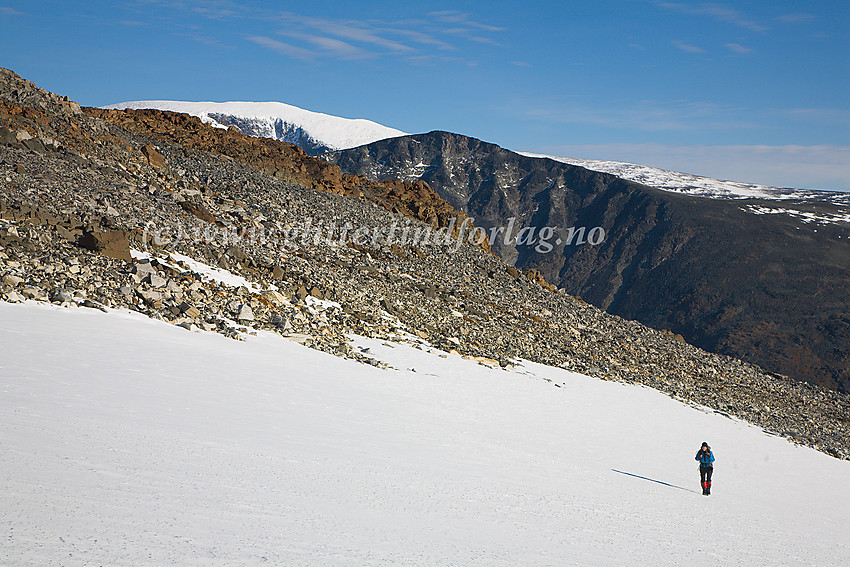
(468, 36, 502, 46)
(135, 2, 503, 63)
(0, 6, 24, 15)
(428, 10, 505, 32)
(672, 40, 706, 53)
(776, 107, 850, 127)
(278, 31, 374, 60)
(137, 0, 244, 19)
(287, 16, 413, 53)
(253, 10, 503, 62)
(725, 42, 753, 54)
(246, 36, 316, 61)
(776, 13, 815, 24)
(385, 28, 455, 51)
(655, 2, 768, 32)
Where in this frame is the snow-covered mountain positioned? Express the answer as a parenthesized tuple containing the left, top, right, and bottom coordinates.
(102, 100, 407, 155)
(4, 300, 850, 566)
(520, 152, 849, 202)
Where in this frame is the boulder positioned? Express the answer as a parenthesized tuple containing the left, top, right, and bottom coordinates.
(179, 302, 201, 319)
(262, 290, 288, 306)
(81, 299, 108, 312)
(141, 145, 166, 168)
(21, 286, 47, 301)
(50, 288, 74, 303)
(295, 285, 308, 301)
(137, 289, 162, 307)
(78, 230, 131, 261)
(236, 304, 254, 322)
(5, 290, 25, 303)
(2, 273, 23, 287)
(21, 138, 47, 155)
(0, 126, 16, 145)
(146, 272, 167, 288)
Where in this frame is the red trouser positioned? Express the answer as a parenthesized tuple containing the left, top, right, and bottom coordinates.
(700, 466, 713, 490)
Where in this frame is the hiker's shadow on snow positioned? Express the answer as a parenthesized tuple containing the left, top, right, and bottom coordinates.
(612, 469, 700, 494)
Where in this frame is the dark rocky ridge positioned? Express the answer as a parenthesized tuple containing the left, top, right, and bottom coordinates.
(3, 67, 850, 460)
(206, 113, 333, 155)
(324, 132, 850, 393)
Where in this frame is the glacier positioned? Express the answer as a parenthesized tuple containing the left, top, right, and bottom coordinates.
(102, 100, 407, 155)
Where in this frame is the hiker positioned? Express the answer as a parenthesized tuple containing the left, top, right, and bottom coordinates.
(695, 442, 715, 495)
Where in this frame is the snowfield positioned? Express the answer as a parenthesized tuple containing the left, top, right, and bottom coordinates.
(102, 100, 407, 152)
(2, 302, 849, 566)
(519, 152, 848, 202)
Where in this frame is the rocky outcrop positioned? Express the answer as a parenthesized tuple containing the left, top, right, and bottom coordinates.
(325, 131, 850, 393)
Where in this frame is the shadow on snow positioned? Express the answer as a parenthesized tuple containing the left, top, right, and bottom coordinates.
(612, 469, 700, 494)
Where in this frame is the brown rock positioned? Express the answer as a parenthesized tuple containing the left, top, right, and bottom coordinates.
(78, 230, 131, 261)
(141, 145, 166, 168)
(181, 201, 217, 224)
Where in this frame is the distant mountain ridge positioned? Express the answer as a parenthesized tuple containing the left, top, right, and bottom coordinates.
(102, 100, 407, 155)
(520, 152, 850, 202)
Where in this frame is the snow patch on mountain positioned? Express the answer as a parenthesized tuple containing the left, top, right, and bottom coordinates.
(745, 204, 850, 225)
(520, 152, 848, 202)
(102, 100, 407, 155)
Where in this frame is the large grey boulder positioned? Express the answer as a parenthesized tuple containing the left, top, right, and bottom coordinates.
(236, 304, 254, 322)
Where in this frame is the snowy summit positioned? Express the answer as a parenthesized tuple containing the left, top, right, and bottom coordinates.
(102, 100, 407, 155)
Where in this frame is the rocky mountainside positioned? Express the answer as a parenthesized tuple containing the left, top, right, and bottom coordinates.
(2, 67, 850, 459)
(104, 100, 406, 155)
(324, 131, 850, 393)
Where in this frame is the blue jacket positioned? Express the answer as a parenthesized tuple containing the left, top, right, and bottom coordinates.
(696, 449, 715, 467)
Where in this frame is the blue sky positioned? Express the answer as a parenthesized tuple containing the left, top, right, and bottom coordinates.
(2, 1, 848, 190)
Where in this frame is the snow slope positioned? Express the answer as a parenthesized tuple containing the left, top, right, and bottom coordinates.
(103, 100, 407, 153)
(520, 152, 848, 202)
(2, 301, 849, 566)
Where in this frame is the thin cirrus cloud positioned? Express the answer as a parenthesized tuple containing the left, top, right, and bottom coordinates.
(277, 31, 375, 60)
(0, 6, 25, 15)
(247, 10, 504, 62)
(654, 2, 768, 32)
(776, 13, 816, 24)
(389, 29, 456, 51)
(672, 40, 706, 53)
(246, 36, 317, 61)
(287, 16, 413, 53)
(725, 42, 753, 54)
(427, 10, 505, 32)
